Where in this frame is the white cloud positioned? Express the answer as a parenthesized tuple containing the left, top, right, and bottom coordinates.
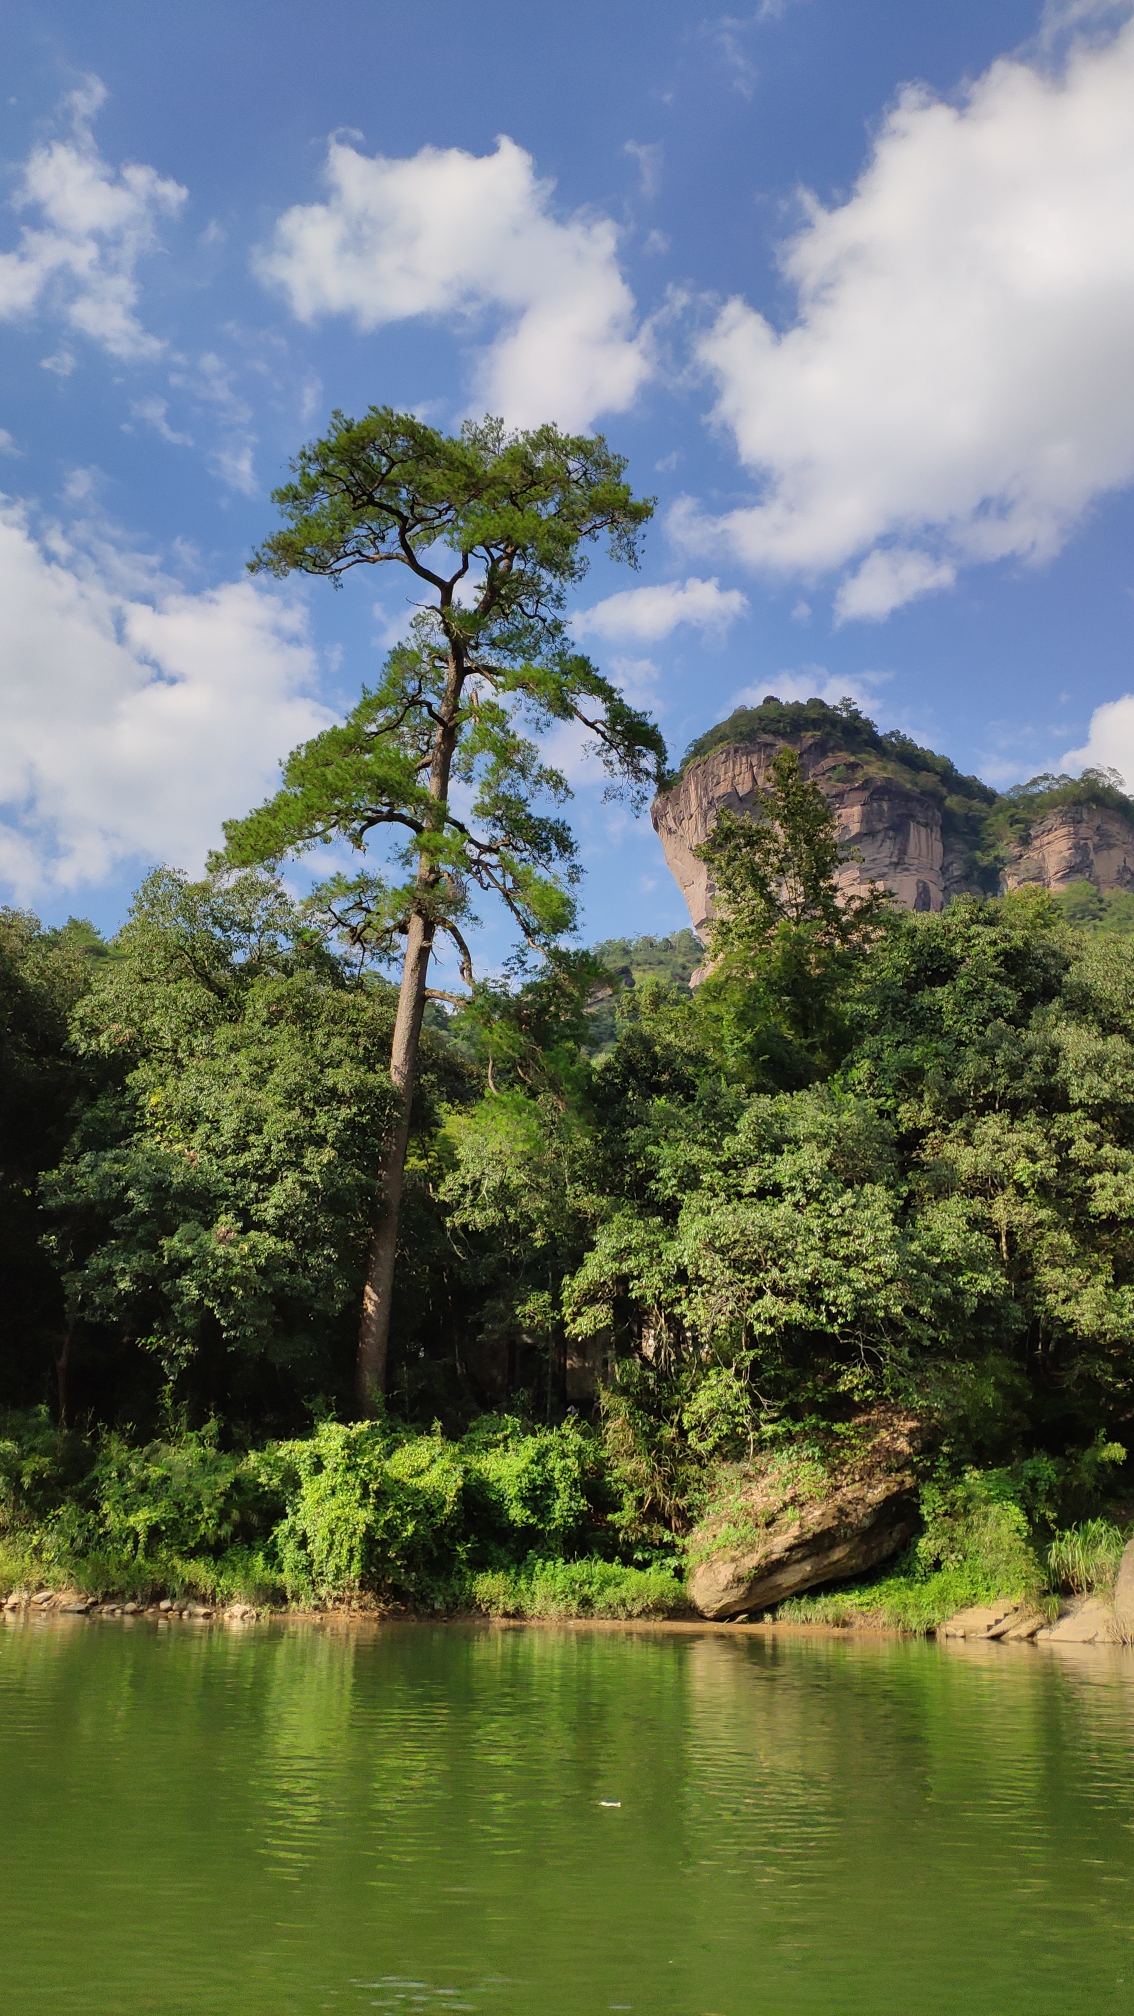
(0, 78, 186, 363)
(607, 655, 660, 703)
(129, 395, 193, 447)
(0, 498, 332, 897)
(573, 575, 748, 643)
(684, 16, 1134, 615)
(625, 141, 663, 200)
(1062, 693, 1134, 789)
(256, 134, 650, 429)
(834, 548, 956, 623)
(168, 351, 257, 492)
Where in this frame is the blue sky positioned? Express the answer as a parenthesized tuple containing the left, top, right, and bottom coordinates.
(3, 0, 1134, 967)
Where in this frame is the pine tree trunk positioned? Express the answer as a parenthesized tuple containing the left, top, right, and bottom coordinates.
(355, 634, 463, 1415)
(355, 907, 435, 1412)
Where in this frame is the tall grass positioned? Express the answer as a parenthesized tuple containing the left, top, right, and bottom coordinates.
(1047, 1520, 1127, 1595)
(470, 1559, 686, 1620)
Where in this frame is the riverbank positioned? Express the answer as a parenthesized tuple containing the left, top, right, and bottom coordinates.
(5, 1576, 1132, 1647)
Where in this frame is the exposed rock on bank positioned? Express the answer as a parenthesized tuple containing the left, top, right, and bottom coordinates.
(2, 1587, 258, 1623)
(939, 1538, 1134, 1646)
(686, 1413, 929, 1621)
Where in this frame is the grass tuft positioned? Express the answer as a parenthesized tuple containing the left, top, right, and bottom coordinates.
(1047, 1520, 1128, 1596)
(470, 1558, 687, 1620)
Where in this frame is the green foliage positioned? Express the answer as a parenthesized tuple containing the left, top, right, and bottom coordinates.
(39, 869, 424, 1419)
(1055, 882, 1134, 936)
(912, 1471, 1041, 1595)
(694, 747, 890, 1084)
(470, 1557, 686, 1619)
(584, 932, 701, 1052)
(1047, 1519, 1128, 1594)
(0, 910, 108, 1405)
(591, 931, 702, 990)
(267, 1414, 616, 1606)
(0, 1410, 283, 1603)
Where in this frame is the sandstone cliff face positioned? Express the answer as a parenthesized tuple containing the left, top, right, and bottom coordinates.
(652, 731, 957, 933)
(1002, 803, 1134, 896)
(652, 728, 1134, 931)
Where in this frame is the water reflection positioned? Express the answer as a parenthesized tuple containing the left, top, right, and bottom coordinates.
(1, 1619, 1133, 2015)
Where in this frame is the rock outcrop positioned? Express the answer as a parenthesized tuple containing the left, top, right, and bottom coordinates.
(686, 1412, 928, 1621)
(651, 699, 1134, 936)
(652, 731, 955, 933)
(1114, 1536, 1134, 1643)
(1002, 803, 1134, 897)
(1034, 1595, 1121, 1645)
(939, 1600, 1045, 1641)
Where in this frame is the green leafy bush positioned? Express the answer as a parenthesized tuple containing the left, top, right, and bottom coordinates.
(267, 1421, 468, 1606)
(266, 1415, 618, 1607)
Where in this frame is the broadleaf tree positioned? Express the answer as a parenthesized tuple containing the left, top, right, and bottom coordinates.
(694, 745, 890, 1080)
(218, 408, 666, 1410)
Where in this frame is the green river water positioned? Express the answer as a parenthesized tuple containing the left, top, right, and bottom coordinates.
(1, 1618, 1133, 2016)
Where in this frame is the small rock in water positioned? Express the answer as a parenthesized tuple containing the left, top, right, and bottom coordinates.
(31, 1589, 55, 1607)
(122, 1602, 140, 1615)
(158, 1599, 173, 1612)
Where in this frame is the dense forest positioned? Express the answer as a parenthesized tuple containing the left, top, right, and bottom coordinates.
(3, 411, 1134, 1625)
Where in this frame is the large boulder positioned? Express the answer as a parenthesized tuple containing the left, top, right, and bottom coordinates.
(1113, 1537, 1134, 1644)
(686, 1412, 929, 1621)
(1035, 1595, 1120, 1645)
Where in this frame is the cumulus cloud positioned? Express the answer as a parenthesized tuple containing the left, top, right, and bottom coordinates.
(834, 549, 956, 623)
(0, 77, 186, 362)
(573, 575, 748, 643)
(1062, 693, 1134, 790)
(0, 498, 332, 898)
(256, 134, 650, 429)
(683, 16, 1134, 614)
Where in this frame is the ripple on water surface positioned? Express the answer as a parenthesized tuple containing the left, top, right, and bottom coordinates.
(1, 1618, 1133, 2015)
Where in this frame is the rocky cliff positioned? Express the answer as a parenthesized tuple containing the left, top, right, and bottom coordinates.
(651, 697, 1134, 933)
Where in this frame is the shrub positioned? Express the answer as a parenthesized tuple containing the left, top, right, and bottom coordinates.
(266, 1415, 615, 1607)
(267, 1421, 468, 1606)
(459, 1414, 613, 1563)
